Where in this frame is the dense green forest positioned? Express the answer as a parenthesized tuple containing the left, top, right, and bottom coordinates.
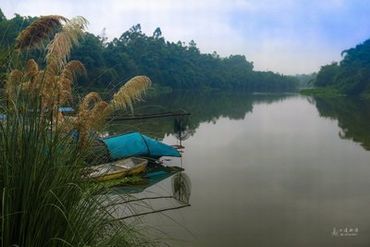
(313, 39, 370, 95)
(0, 10, 35, 83)
(0, 10, 298, 92)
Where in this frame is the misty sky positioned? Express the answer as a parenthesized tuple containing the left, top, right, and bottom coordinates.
(2, 0, 370, 74)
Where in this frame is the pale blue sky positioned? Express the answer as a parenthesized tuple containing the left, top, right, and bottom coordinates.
(2, 0, 370, 74)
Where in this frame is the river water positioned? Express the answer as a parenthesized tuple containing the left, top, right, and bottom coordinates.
(108, 92, 370, 246)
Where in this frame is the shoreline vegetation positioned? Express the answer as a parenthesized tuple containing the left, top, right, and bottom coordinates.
(0, 15, 156, 246)
(300, 88, 344, 97)
(0, 9, 298, 93)
(300, 88, 370, 98)
(302, 39, 370, 97)
(1, 9, 370, 98)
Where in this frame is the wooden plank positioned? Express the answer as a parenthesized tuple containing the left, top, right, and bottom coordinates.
(109, 111, 191, 121)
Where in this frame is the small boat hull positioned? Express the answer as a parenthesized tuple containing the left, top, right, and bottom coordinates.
(85, 157, 148, 182)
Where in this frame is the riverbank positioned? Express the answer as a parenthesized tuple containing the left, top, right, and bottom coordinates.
(300, 88, 343, 97)
(301, 87, 370, 98)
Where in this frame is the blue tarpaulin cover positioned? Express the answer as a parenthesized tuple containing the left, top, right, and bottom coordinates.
(102, 132, 181, 160)
(59, 107, 74, 113)
(0, 114, 6, 121)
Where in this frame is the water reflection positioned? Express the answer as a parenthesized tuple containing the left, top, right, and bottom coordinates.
(108, 93, 370, 246)
(174, 116, 193, 145)
(106, 92, 293, 139)
(172, 172, 191, 204)
(111, 170, 192, 220)
(310, 96, 370, 151)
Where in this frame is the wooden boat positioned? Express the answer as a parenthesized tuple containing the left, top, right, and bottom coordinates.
(110, 165, 185, 194)
(84, 157, 148, 182)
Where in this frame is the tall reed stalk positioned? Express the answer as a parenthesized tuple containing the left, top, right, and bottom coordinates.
(0, 91, 151, 247)
(0, 14, 154, 247)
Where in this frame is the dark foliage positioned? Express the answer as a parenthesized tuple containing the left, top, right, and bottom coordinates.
(0, 11, 298, 92)
(0, 13, 35, 83)
(313, 96, 370, 150)
(71, 24, 298, 92)
(314, 39, 370, 95)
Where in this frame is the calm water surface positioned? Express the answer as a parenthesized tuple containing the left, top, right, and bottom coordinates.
(109, 93, 370, 246)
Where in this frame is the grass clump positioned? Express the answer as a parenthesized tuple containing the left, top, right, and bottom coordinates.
(0, 96, 149, 246)
(0, 14, 154, 247)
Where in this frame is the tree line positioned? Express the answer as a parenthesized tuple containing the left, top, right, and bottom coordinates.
(0, 10, 298, 92)
(313, 39, 370, 95)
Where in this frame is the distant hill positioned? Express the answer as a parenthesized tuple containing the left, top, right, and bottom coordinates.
(0, 10, 298, 92)
(312, 39, 370, 95)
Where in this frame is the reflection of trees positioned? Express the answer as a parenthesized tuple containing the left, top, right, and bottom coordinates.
(312, 96, 370, 150)
(173, 116, 194, 148)
(109, 171, 191, 220)
(174, 117, 192, 141)
(172, 172, 191, 204)
(106, 92, 291, 139)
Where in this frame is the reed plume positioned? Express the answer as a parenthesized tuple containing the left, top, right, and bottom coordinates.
(5, 69, 23, 98)
(25, 59, 39, 78)
(62, 60, 86, 81)
(111, 75, 152, 112)
(74, 93, 109, 147)
(57, 60, 86, 104)
(13, 16, 87, 113)
(3, 15, 154, 246)
(73, 76, 151, 146)
(15, 15, 67, 51)
(46, 16, 88, 73)
(12, 15, 152, 148)
(79, 92, 102, 111)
